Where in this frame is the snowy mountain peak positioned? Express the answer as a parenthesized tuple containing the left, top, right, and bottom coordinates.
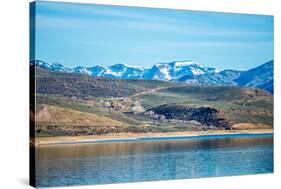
(155, 60, 200, 68)
(145, 60, 218, 80)
(172, 60, 201, 67)
(109, 63, 127, 69)
(73, 66, 91, 75)
(110, 63, 145, 70)
(31, 60, 72, 73)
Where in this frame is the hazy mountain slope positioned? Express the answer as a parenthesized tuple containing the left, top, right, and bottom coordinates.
(177, 70, 242, 85)
(234, 60, 273, 89)
(256, 79, 273, 93)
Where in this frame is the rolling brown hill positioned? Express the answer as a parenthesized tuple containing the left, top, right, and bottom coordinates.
(33, 67, 175, 99)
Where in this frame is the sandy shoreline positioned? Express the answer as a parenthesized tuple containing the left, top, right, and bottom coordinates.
(33, 129, 273, 146)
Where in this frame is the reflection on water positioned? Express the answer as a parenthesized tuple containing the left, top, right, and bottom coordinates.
(36, 135, 273, 187)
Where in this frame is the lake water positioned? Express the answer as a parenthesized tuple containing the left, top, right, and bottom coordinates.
(35, 134, 273, 187)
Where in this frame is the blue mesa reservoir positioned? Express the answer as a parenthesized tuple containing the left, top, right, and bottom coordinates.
(30, 0, 273, 188)
(36, 134, 273, 187)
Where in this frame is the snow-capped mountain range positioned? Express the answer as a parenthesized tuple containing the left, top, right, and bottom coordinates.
(31, 60, 218, 80)
(30, 59, 273, 93)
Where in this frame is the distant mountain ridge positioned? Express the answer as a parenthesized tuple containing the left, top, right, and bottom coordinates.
(31, 60, 215, 80)
(30, 59, 273, 93)
(234, 60, 273, 93)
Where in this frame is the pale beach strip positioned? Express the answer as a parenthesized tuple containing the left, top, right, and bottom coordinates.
(34, 129, 273, 146)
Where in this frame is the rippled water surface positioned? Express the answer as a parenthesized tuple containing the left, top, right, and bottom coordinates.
(35, 134, 273, 187)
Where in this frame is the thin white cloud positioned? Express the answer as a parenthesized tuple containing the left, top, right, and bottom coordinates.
(36, 13, 272, 40)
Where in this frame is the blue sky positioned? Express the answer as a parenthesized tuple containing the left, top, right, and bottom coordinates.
(34, 1, 273, 70)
